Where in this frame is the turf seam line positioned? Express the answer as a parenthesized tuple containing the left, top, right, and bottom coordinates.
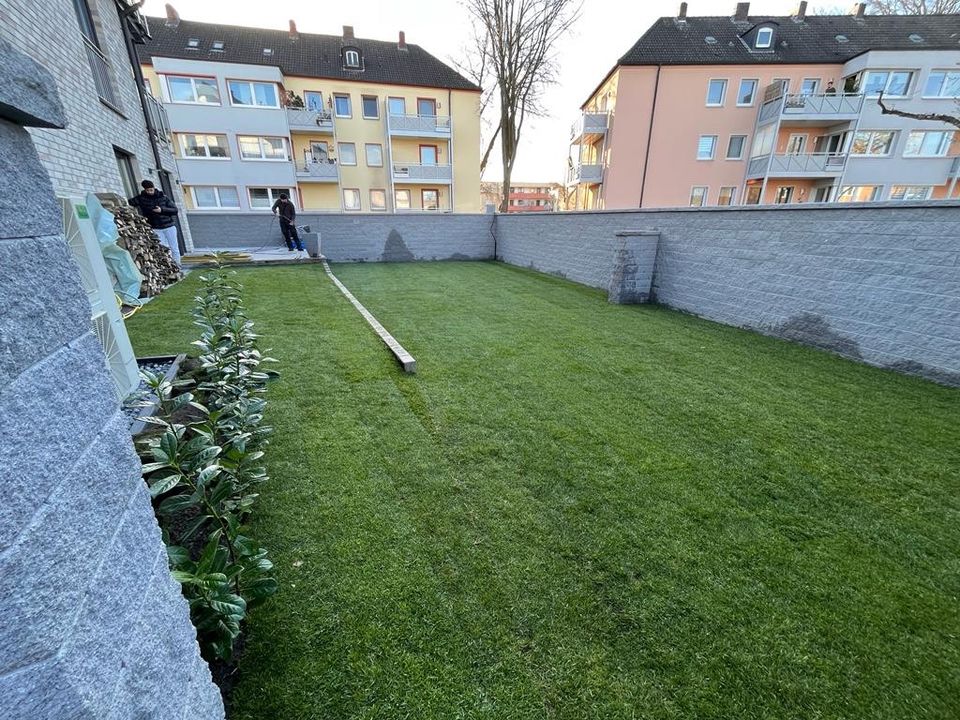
(322, 261, 417, 374)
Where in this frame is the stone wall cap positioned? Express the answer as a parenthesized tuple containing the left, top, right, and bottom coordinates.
(0, 38, 66, 129)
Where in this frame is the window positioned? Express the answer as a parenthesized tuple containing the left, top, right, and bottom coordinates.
(262, 48, 273, 57)
(851, 130, 895, 156)
(113, 148, 137, 198)
(755, 27, 774, 49)
(177, 133, 229, 158)
(228, 80, 279, 108)
(333, 94, 352, 117)
(836, 185, 880, 203)
(167, 75, 220, 104)
(786, 134, 807, 155)
(422, 189, 440, 211)
(191, 186, 240, 209)
(73, 0, 121, 108)
(304, 91, 324, 111)
(800, 78, 820, 95)
(697, 135, 717, 160)
(718, 186, 736, 206)
(343, 188, 361, 211)
(370, 189, 387, 211)
(362, 95, 379, 119)
(744, 185, 762, 204)
(774, 186, 794, 204)
(889, 185, 932, 201)
(187, 38, 200, 48)
(417, 98, 437, 116)
(726, 135, 746, 160)
(344, 49, 361, 69)
(237, 136, 287, 160)
(395, 189, 412, 210)
(924, 70, 960, 98)
(773, 77, 790, 93)
(737, 79, 758, 106)
(388, 97, 407, 115)
(419, 145, 438, 165)
(689, 186, 707, 207)
(248, 187, 291, 209)
(904, 130, 953, 157)
(338, 142, 357, 165)
(706, 79, 727, 106)
(863, 71, 913, 98)
(365, 143, 383, 166)
(751, 125, 775, 157)
(211, 41, 225, 51)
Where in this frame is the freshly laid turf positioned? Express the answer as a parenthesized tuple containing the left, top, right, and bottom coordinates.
(127, 261, 960, 720)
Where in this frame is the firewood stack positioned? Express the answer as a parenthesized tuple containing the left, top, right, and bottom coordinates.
(109, 204, 182, 296)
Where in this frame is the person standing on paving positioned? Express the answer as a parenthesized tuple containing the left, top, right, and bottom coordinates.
(129, 180, 181, 267)
(272, 193, 305, 253)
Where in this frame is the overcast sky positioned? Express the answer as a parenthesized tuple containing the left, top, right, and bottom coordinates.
(142, 0, 834, 182)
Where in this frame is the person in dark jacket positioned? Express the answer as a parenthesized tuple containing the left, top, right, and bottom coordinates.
(272, 193, 304, 252)
(129, 180, 181, 266)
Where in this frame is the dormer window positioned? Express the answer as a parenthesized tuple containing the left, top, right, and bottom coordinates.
(212, 41, 224, 51)
(187, 38, 200, 48)
(343, 48, 362, 69)
(263, 48, 273, 56)
(755, 27, 773, 48)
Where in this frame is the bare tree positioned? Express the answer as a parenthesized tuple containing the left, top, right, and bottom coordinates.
(868, 0, 960, 13)
(462, 0, 580, 211)
(877, 92, 960, 129)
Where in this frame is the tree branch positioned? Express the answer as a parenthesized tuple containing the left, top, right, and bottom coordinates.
(877, 92, 960, 130)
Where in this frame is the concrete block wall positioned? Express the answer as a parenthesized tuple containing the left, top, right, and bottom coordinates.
(0, 0, 193, 249)
(0, 41, 222, 720)
(496, 203, 960, 385)
(187, 211, 494, 262)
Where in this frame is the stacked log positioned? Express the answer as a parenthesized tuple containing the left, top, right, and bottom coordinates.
(108, 203, 182, 297)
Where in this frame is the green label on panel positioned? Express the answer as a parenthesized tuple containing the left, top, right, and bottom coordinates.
(75, 205, 90, 219)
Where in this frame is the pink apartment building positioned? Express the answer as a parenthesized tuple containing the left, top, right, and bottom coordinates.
(567, 2, 960, 209)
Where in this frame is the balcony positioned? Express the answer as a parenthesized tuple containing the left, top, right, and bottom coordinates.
(388, 114, 452, 138)
(758, 92, 864, 126)
(570, 112, 609, 143)
(392, 163, 453, 184)
(567, 163, 603, 184)
(747, 152, 847, 179)
(286, 108, 334, 133)
(295, 161, 339, 182)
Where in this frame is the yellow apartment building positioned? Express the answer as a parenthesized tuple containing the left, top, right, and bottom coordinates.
(137, 7, 481, 214)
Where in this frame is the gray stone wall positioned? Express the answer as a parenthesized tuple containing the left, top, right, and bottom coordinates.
(496, 203, 960, 385)
(0, 0, 193, 249)
(187, 211, 494, 262)
(0, 41, 222, 720)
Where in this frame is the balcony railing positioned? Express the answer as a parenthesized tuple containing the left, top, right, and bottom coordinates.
(295, 162, 339, 181)
(567, 163, 603, 184)
(571, 112, 609, 142)
(748, 152, 847, 177)
(83, 38, 119, 109)
(392, 163, 453, 182)
(759, 92, 864, 125)
(144, 92, 171, 143)
(286, 107, 334, 132)
(388, 114, 452, 136)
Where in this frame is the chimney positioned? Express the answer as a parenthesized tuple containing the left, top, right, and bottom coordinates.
(852, 2, 866, 17)
(733, 2, 750, 22)
(289, 19, 299, 41)
(343, 25, 354, 40)
(793, 1, 807, 20)
(398, 30, 407, 50)
(678, 2, 688, 20)
(164, 3, 180, 27)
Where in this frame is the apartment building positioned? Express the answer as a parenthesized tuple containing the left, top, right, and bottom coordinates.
(137, 8, 482, 214)
(0, 0, 191, 247)
(567, 2, 960, 209)
(481, 181, 560, 212)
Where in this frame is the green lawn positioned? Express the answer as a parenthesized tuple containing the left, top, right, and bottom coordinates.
(127, 261, 960, 720)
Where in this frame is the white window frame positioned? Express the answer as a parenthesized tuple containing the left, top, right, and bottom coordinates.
(361, 95, 380, 120)
(755, 27, 774, 49)
(369, 189, 387, 212)
(800, 78, 820, 95)
(726, 135, 747, 160)
(889, 185, 932, 201)
(344, 50, 361, 68)
(903, 130, 954, 157)
(395, 189, 412, 210)
(237, 135, 288, 161)
(862, 70, 914, 99)
(365, 143, 383, 167)
(247, 187, 291, 210)
(333, 94, 352, 118)
(706, 79, 727, 107)
(343, 188, 361, 211)
(176, 133, 230, 159)
(338, 142, 357, 166)
(190, 186, 240, 209)
(736, 79, 759, 107)
(689, 186, 708, 207)
(164, 75, 220, 105)
(718, 186, 737, 206)
(850, 130, 896, 157)
(227, 80, 280, 108)
(697, 135, 718, 160)
(923, 70, 960, 99)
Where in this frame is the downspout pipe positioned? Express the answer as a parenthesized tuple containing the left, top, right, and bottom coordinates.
(638, 65, 661, 208)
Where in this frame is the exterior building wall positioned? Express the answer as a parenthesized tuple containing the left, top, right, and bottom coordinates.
(0, 0, 192, 248)
(600, 66, 657, 209)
